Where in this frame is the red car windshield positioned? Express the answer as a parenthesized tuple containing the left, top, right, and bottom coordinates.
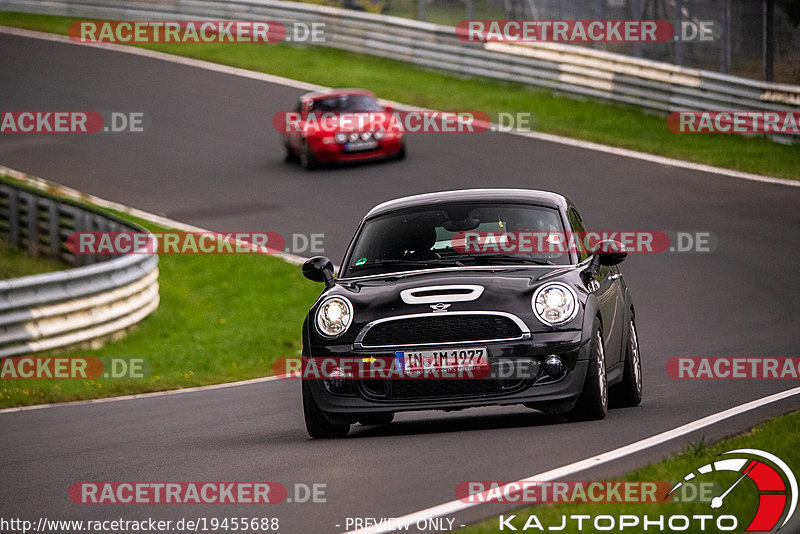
(312, 94, 383, 112)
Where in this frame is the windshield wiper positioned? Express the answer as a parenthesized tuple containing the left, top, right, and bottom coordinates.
(458, 254, 555, 266)
(350, 258, 465, 270)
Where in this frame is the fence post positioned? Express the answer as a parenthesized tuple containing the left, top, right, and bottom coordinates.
(25, 194, 37, 256)
(763, 0, 774, 82)
(674, 0, 683, 66)
(7, 188, 20, 248)
(47, 198, 59, 256)
(720, 0, 731, 74)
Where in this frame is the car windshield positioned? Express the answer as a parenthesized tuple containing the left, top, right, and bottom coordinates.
(312, 94, 383, 112)
(343, 202, 573, 276)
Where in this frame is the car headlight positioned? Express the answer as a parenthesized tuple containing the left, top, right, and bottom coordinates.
(315, 296, 354, 337)
(348, 132, 360, 142)
(373, 131, 385, 140)
(532, 283, 578, 326)
(334, 133, 347, 144)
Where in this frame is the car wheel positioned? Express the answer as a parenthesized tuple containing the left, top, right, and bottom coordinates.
(395, 144, 406, 160)
(357, 412, 394, 426)
(300, 140, 317, 170)
(567, 318, 608, 421)
(302, 381, 349, 438)
(283, 140, 297, 162)
(611, 316, 643, 408)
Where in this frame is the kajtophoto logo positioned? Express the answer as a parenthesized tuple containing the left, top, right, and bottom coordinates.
(668, 449, 797, 532)
(496, 449, 796, 531)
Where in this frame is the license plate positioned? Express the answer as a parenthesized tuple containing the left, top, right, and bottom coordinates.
(396, 347, 488, 372)
(344, 139, 378, 152)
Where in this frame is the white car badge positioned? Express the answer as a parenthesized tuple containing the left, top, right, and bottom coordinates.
(430, 303, 451, 312)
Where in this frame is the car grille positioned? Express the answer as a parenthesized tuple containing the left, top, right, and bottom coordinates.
(358, 314, 525, 347)
(359, 379, 528, 400)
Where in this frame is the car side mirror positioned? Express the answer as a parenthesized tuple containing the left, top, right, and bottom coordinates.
(596, 240, 628, 266)
(384, 105, 394, 113)
(302, 256, 336, 288)
(583, 240, 627, 283)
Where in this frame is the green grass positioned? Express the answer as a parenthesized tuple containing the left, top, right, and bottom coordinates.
(1, 11, 798, 179)
(459, 409, 800, 534)
(0, 177, 322, 408)
(0, 240, 68, 278)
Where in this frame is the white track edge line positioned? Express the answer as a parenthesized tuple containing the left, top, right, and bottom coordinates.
(0, 374, 285, 414)
(345, 386, 800, 534)
(1, 25, 797, 188)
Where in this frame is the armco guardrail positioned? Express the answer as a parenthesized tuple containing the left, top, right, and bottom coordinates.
(1, 0, 799, 141)
(0, 181, 159, 358)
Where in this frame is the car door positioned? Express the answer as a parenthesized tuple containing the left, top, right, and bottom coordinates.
(568, 207, 625, 366)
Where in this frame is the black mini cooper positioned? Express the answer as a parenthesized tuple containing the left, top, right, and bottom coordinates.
(300, 189, 642, 438)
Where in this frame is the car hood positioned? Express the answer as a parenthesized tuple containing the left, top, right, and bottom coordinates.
(329, 266, 582, 318)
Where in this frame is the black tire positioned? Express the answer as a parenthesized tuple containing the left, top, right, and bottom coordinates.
(357, 412, 394, 426)
(567, 318, 608, 421)
(302, 381, 350, 438)
(395, 144, 406, 160)
(299, 140, 317, 170)
(611, 316, 643, 408)
(283, 140, 297, 162)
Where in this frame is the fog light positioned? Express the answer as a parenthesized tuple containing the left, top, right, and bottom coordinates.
(324, 367, 351, 392)
(543, 355, 564, 377)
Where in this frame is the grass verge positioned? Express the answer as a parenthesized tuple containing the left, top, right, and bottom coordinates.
(0, 11, 798, 180)
(0, 240, 68, 278)
(459, 408, 800, 534)
(0, 175, 321, 408)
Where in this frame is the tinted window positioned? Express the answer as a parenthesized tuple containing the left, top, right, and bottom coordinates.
(312, 94, 382, 112)
(343, 203, 570, 276)
(567, 207, 589, 261)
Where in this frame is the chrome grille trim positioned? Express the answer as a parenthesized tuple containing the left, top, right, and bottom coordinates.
(353, 311, 531, 349)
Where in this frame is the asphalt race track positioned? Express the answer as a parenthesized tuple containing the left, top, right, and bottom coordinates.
(1, 31, 800, 533)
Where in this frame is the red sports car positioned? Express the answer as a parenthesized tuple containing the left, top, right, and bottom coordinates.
(281, 89, 405, 169)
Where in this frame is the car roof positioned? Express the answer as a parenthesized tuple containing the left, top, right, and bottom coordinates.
(365, 189, 571, 219)
(300, 88, 376, 101)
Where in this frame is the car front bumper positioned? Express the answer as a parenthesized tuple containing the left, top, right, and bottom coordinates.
(304, 330, 590, 420)
(309, 137, 404, 162)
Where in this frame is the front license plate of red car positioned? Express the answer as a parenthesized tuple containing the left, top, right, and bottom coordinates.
(397, 347, 488, 372)
(344, 140, 378, 152)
